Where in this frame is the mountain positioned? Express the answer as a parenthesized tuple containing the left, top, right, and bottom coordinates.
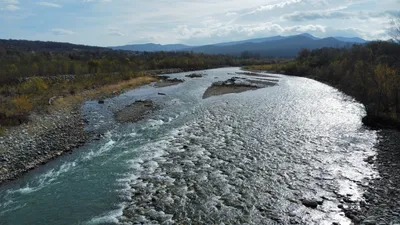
(297, 33, 320, 40)
(0, 39, 108, 52)
(214, 36, 286, 46)
(110, 43, 191, 52)
(214, 33, 365, 46)
(110, 33, 367, 58)
(185, 35, 355, 57)
(215, 33, 322, 46)
(333, 37, 367, 43)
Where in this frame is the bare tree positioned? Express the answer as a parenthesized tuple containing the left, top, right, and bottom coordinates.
(391, 16, 400, 42)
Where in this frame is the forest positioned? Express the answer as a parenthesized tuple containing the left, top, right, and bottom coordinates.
(246, 41, 400, 128)
(0, 41, 268, 129)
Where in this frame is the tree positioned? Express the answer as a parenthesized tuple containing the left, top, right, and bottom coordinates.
(241, 51, 250, 59)
(297, 48, 310, 61)
(391, 16, 400, 42)
(88, 60, 100, 73)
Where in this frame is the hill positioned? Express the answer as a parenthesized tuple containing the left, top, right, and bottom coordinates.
(110, 43, 191, 52)
(111, 33, 366, 57)
(186, 36, 354, 57)
(0, 39, 108, 52)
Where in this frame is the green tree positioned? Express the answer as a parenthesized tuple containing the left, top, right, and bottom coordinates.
(88, 60, 100, 73)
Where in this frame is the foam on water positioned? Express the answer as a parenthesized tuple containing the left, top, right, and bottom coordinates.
(0, 203, 27, 216)
(6, 161, 77, 195)
(83, 139, 116, 161)
(146, 119, 165, 129)
(85, 205, 124, 225)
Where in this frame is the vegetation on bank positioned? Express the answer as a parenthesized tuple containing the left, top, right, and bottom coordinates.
(246, 41, 400, 128)
(0, 72, 157, 127)
(0, 46, 270, 129)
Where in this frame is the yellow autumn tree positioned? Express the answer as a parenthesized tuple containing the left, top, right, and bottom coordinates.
(12, 95, 33, 114)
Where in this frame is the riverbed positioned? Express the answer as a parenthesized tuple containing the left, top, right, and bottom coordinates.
(0, 67, 396, 225)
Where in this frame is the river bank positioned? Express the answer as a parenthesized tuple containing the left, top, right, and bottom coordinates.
(0, 79, 153, 184)
(243, 68, 400, 224)
(0, 69, 191, 185)
(1, 67, 252, 185)
(245, 68, 400, 131)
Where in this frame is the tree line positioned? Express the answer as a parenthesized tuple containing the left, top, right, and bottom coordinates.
(0, 49, 268, 84)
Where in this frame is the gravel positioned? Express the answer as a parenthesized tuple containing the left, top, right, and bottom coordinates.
(0, 109, 89, 184)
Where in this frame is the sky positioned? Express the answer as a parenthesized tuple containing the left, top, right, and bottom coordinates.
(0, 0, 399, 46)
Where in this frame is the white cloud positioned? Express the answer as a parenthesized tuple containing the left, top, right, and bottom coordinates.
(84, 0, 112, 3)
(37, 2, 62, 8)
(108, 28, 124, 36)
(172, 22, 330, 45)
(1, 0, 397, 46)
(251, 0, 303, 13)
(282, 8, 400, 21)
(3, 0, 19, 4)
(4, 4, 19, 11)
(51, 28, 75, 35)
(225, 12, 238, 16)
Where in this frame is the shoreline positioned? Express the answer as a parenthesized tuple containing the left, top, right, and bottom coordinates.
(0, 68, 198, 185)
(0, 108, 88, 184)
(245, 68, 400, 131)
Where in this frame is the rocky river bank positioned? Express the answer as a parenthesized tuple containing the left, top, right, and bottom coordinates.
(0, 69, 195, 185)
(0, 109, 88, 184)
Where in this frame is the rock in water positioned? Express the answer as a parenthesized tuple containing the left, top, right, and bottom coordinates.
(185, 73, 204, 78)
(301, 199, 320, 209)
(115, 100, 154, 123)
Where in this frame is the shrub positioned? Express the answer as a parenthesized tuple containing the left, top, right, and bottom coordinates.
(12, 95, 33, 114)
(0, 125, 5, 136)
(20, 78, 48, 94)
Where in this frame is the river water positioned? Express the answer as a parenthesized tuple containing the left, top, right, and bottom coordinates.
(0, 67, 390, 224)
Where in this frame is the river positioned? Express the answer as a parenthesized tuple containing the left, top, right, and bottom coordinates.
(0, 67, 395, 224)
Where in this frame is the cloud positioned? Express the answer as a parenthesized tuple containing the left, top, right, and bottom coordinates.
(0, 0, 19, 11)
(84, 0, 112, 3)
(3, 0, 19, 4)
(108, 28, 124, 36)
(51, 28, 75, 35)
(4, 4, 19, 11)
(1, 0, 396, 46)
(282, 9, 400, 22)
(225, 12, 237, 16)
(282, 8, 350, 21)
(37, 2, 62, 8)
(251, 0, 302, 13)
(172, 22, 330, 45)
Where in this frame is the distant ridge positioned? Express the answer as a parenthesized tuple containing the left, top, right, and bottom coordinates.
(0, 33, 367, 58)
(111, 33, 367, 57)
(185, 35, 355, 58)
(333, 37, 367, 44)
(214, 36, 286, 46)
(0, 39, 108, 52)
(109, 43, 191, 52)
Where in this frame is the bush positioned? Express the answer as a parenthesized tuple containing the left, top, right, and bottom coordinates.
(12, 95, 33, 114)
(20, 78, 48, 94)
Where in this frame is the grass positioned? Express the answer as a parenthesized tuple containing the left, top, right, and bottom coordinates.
(243, 61, 296, 73)
(52, 76, 157, 111)
(0, 72, 158, 134)
(0, 125, 6, 136)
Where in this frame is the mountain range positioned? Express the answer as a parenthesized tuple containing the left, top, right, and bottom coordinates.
(110, 33, 367, 57)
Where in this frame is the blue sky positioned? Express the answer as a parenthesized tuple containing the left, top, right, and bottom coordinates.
(0, 0, 398, 46)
